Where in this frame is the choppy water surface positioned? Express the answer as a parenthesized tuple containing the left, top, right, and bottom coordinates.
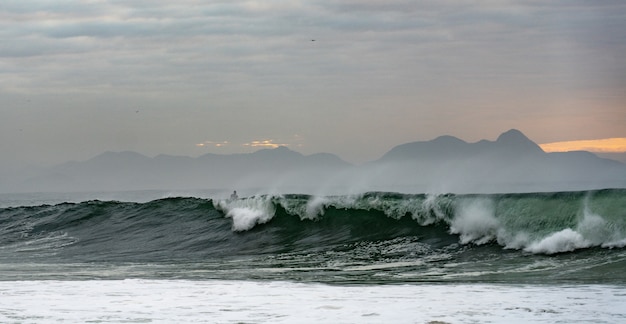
(1, 189, 625, 322)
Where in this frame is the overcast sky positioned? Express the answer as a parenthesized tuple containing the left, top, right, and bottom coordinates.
(1, 0, 625, 167)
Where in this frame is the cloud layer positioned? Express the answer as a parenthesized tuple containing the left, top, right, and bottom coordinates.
(1, 1, 625, 166)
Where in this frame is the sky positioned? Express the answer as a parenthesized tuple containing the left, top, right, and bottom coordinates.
(1, 0, 625, 168)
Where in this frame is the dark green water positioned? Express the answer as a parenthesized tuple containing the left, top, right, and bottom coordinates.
(1, 189, 625, 284)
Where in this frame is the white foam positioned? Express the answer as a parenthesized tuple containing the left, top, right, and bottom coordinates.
(214, 196, 276, 231)
(525, 205, 626, 254)
(450, 199, 499, 244)
(0, 280, 624, 323)
(304, 196, 329, 219)
(578, 205, 623, 246)
(406, 194, 448, 225)
(501, 231, 532, 250)
(603, 238, 626, 248)
(524, 228, 592, 254)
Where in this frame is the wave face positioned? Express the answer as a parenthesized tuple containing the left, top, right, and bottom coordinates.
(1, 189, 625, 283)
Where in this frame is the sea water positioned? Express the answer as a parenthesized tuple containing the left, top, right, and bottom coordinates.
(1, 189, 625, 323)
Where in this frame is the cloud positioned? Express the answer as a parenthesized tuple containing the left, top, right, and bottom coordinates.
(1, 0, 625, 166)
(196, 141, 230, 148)
(198, 135, 301, 151)
(243, 140, 288, 148)
(3, 0, 624, 92)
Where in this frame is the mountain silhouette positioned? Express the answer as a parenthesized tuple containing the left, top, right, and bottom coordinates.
(5, 130, 626, 194)
(17, 147, 351, 192)
(378, 129, 544, 162)
(370, 129, 625, 193)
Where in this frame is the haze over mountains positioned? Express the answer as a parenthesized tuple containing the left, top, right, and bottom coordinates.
(2, 129, 625, 194)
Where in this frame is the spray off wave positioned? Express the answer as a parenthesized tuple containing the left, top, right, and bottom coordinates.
(214, 189, 626, 254)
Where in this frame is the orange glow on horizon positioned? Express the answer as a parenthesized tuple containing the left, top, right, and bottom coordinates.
(539, 138, 626, 153)
(196, 139, 290, 149)
(243, 140, 288, 148)
(196, 141, 230, 147)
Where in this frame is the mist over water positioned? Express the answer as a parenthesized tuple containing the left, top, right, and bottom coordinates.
(2, 129, 625, 195)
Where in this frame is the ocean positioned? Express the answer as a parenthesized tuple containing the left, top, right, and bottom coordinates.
(1, 189, 625, 323)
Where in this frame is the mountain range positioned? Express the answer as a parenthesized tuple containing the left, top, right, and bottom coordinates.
(3, 129, 626, 194)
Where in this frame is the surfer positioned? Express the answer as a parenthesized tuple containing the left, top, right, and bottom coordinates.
(230, 190, 238, 200)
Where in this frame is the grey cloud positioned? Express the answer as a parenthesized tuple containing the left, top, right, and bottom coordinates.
(0, 0, 107, 15)
(1, 0, 624, 167)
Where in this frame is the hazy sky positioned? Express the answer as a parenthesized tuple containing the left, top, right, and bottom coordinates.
(1, 0, 625, 167)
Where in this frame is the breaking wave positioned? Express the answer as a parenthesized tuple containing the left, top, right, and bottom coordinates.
(1, 189, 624, 263)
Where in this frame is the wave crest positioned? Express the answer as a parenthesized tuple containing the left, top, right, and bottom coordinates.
(210, 190, 626, 254)
(2, 189, 625, 260)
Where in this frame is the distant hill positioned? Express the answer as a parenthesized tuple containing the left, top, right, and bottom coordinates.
(370, 129, 626, 193)
(596, 152, 626, 164)
(378, 129, 544, 162)
(16, 147, 352, 193)
(5, 129, 626, 194)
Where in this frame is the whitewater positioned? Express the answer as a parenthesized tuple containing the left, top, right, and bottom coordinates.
(1, 189, 625, 323)
(2, 280, 624, 323)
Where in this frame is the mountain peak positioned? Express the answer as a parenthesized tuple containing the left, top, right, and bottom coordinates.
(497, 129, 528, 142)
(432, 135, 466, 145)
(378, 129, 545, 162)
(495, 129, 544, 154)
